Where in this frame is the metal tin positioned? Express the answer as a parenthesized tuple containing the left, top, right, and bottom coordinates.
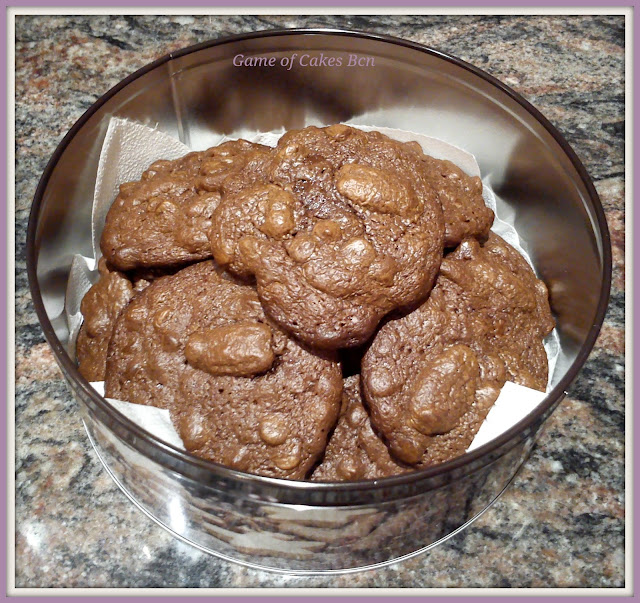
(26, 29, 611, 573)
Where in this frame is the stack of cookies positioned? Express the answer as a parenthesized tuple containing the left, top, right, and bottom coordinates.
(76, 124, 555, 481)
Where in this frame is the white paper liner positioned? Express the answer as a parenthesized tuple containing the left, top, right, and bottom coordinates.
(65, 117, 560, 456)
(89, 382, 185, 450)
(91, 118, 193, 260)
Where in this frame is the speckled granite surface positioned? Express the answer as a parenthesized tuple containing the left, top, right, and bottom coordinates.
(15, 15, 625, 589)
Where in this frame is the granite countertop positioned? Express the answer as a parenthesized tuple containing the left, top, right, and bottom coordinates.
(15, 14, 625, 589)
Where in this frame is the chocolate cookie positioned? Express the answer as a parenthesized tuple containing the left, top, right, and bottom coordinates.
(419, 155, 494, 247)
(311, 376, 409, 482)
(210, 124, 445, 349)
(105, 260, 342, 480)
(100, 140, 267, 271)
(76, 258, 134, 381)
(361, 233, 555, 466)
